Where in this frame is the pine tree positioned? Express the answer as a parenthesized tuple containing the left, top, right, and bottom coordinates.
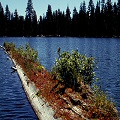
(25, 0, 35, 36)
(46, 4, 53, 35)
(79, 1, 87, 37)
(95, 1, 101, 37)
(0, 2, 5, 36)
(5, 5, 11, 36)
(65, 6, 71, 36)
(18, 16, 24, 36)
(13, 9, 19, 36)
(32, 10, 38, 36)
(117, 0, 120, 36)
(52, 10, 58, 35)
(72, 7, 78, 36)
(38, 16, 43, 36)
(100, 0, 106, 37)
(113, 2, 118, 36)
(58, 9, 66, 36)
(105, 0, 113, 37)
(88, 0, 95, 37)
(26, 0, 34, 19)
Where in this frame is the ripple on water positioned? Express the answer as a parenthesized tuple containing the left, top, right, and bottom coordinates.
(0, 37, 120, 117)
(0, 50, 38, 119)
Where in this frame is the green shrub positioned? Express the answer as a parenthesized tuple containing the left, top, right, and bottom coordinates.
(25, 44, 38, 62)
(17, 44, 38, 62)
(52, 49, 97, 88)
(92, 84, 118, 118)
(4, 42, 15, 52)
(4, 42, 40, 72)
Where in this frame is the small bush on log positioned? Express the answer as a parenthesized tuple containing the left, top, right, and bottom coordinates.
(52, 49, 97, 89)
(4, 41, 15, 52)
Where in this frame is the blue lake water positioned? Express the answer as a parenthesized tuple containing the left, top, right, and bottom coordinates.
(0, 37, 120, 118)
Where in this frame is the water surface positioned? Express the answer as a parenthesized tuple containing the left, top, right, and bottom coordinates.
(0, 37, 120, 118)
(0, 43, 38, 120)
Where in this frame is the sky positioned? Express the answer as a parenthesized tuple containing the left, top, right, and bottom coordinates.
(0, 0, 117, 17)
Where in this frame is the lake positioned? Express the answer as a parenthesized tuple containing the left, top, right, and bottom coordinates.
(0, 37, 120, 118)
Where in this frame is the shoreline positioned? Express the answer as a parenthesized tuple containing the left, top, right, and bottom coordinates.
(1, 36, 120, 38)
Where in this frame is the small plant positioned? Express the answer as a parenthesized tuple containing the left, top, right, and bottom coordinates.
(4, 41, 16, 52)
(51, 49, 97, 89)
(17, 44, 38, 62)
(37, 65, 45, 72)
(25, 44, 38, 62)
(4, 42, 42, 75)
(91, 84, 118, 118)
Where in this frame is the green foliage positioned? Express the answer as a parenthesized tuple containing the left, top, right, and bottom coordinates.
(4, 42, 39, 63)
(25, 44, 38, 62)
(4, 41, 15, 51)
(4, 42, 43, 76)
(92, 84, 118, 117)
(37, 65, 45, 72)
(17, 46, 24, 57)
(17, 44, 38, 62)
(52, 49, 96, 88)
(26, 0, 34, 19)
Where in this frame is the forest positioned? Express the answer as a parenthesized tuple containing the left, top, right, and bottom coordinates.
(0, 0, 120, 37)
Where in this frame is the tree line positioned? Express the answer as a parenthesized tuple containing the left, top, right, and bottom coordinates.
(0, 0, 120, 37)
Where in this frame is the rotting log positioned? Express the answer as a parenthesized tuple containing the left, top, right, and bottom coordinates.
(6, 54, 61, 120)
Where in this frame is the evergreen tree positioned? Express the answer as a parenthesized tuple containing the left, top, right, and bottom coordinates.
(5, 5, 11, 36)
(113, 2, 118, 36)
(32, 10, 38, 36)
(5, 5, 10, 21)
(38, 15, 43, 36)
(100, 0, 106, 37)
(1, 0, 120, 37)
(95, 1, 101, 37)
(117, 0, 120, 36)
(72, 7, 79, 36)
(18, 16, 24, 36)
(105, 0, 113, 37)
(46, 4, 53, 35)
(0, 2, 5, 36)
(13, 9, 19, 36)
(24, 14, 31, 36)
(101, 0, 105, 12)
(52, 10, 59, 36)
(42, 14, 47, 35)
(26, 0, 34, 19)
(88, 0, 95, 37)
(25, 0, 35, 36)
(65, 6, 71, 36)
(57, 9, 65, 36)
(79, 1, 88, 37)
(10, 13, 14, 36)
